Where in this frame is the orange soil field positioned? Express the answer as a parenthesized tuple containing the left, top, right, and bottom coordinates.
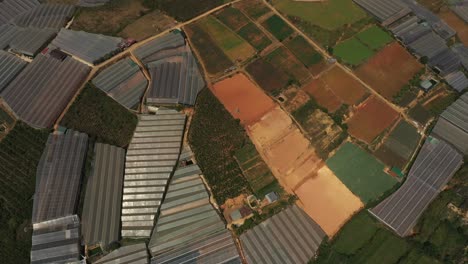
(303, 66, 367, 110)
(439, 10, 468, 46)
(303, 79, 342, 112)
(211, 73, 276, 125)
(355, 42, 423, 100)
(296, 166, 364, 237)
(347, 96, 400, 144)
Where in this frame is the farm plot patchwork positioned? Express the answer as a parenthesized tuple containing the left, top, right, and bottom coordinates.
(234, 0, 271, 20)
(333, 37, 374, 66)
(237, 22, 272, 52)
(118, 9, 176, 41)
(347, 96, 400, 144)
(153, 0, 225, 21)
(279, 86, 311, 113)
(355, 25, 393, 50)
(375, 120, 422, 170)
(211, 73, 276, 126)
(355, 42, 423, 100)
(265, 46, 312, 85)
(327, 142, 398, 204)
(215, 6, 249, 31)
(198, 15, 255, 63)
(303, 66, 368, 111)
(284, 35, 327, 75)
(246, 58, 290, 93)
(261, 14, 294, 41)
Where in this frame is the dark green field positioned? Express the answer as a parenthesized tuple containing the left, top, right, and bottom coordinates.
(355, 25, 393, 50)
(284, 35, 323, 68)
(60, 84, 137, 148)
(0, 122, 49, 264)
(326, 142, 397, 204)
(262, 14, 294, 41)
(238, 22, 272, 51)
(246, 57, 290, 93)
(155, 0, 225, 21)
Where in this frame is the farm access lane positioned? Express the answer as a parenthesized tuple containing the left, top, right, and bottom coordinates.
(260, 0, 414, 124)
(54, 0, 243, 128)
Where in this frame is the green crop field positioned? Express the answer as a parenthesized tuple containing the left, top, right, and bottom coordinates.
(333, 212, 379, 255)
(284, 35, 323, 68)
(262, 14, 294, 41)
(0, 122, 49, 264)
(237, 22, 272, 51)
(326, 142, 397, 204)
(334, 37, 374, 65)
(61, 84, 137, 148)
(216, 6, 249, 31)
(356, 25, 393, 50)
(235, 143, 278, 196)
(272, 0, 367, 30)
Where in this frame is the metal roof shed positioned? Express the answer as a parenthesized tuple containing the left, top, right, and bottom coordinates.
(32, 130, 89, 223)
(9, 27, 56, 57)
(0, 50, 27, 92)
(95, 243, 149, 264)
(445, 71, 468, 92)
(0, 0, 39, 26)
(81, 143, 125, 248)
(12, 4, 75, 29)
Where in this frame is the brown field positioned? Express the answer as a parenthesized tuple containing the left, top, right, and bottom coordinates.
(211, 73, 276, 125)
(439, 10, 468, 46)
(303, 66, 367, 110)
(296, 166, 363, 237)
(347, 96, 400, 144)
(118, 10, 176, 41)
(355, 42, 423, 100)
(280, 87, 311, 113)
(266, 46, 312, 85)
(246, 58, 290, 92)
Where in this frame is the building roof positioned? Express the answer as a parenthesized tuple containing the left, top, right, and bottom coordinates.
(92, 58, 148, 109)
(134, 31, 185, 63)
(32, 130, 89, 223)
(389, 16, 432, 44)
(149, 148, 241, 263)
(12, 4, 75, 29)
(51, 29, 122, 64)
(408, 32, 448, 60)
(353, 0, 411, 23)
(1, 53, 90, 128)
(370, 136, 463, 236)
(445, 71, 468, 92)
(95, 243, 149, 264)
(31, 215, 81, 264)
(0, 0, 39, 26)
(9, 27, 56, 57)
(78, 0, 111, 7)
(0, 50, 27, 92)
(450, 2, 468, 23)
(428, 48, 461, 76)
(452, 44, 468, 70)
(82, 143, 126, 248)
(121, 110, 186, 238)
(240, 205, 326, 264)
(0, 24, 20, 50)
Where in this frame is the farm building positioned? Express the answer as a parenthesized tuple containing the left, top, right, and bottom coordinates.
(149, 147, 241, 263)
(0, 50, 27, 92)
(121, 110, 186, 238)
(32, 130, 88, 223)
(92, 58, 148, 109)
(370, 136, 463, 236)
(432, 93, 468, 154)
(407, 32, 448, 60)
(134, 31, 205, 106)
(12, 4, 75, 29)
(445, 71, 468, 92)
(428, 48, 461, 75)
(389, 16, 432, 45)
(240, 205, 326, 264)
(31, 215, 82, 264)
(79, 0, 110, 7)
(353, 0, 411, 25)
(1, 53, 90, 128)
(0, 0, 39, 26)
(450, 1, 468, 23)
(9, 27, 56, 57)
(95, 243, 149, 264)
(81, 143, 125, 249)
(51, 29, 123, 64)
(452, 44, 468, 70)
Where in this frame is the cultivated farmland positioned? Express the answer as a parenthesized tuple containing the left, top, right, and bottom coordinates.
(118, 9, 176, 41)
(265, 46, 312, 85)
(211, 73, 276, 126)
(327, 142, 398, 204)
(237, 22, 272, 52)
(284, 35, 327, 75)
(153, 0, 225, 21)
(355, 42, 423, 100)
(60, 83, 138, 148)
(198, 15, 255, 63)
(355, 25, 393, 50)
(215, 6, 249, 31)
(246, 57, 290, 93)
(235, 0, 271, 20)
(333, 37, 374, 66)
(261, 14, 294, 41)
(347, 96, 400, 144)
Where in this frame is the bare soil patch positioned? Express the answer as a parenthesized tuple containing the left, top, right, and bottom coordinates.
(439, 10, 468, 46)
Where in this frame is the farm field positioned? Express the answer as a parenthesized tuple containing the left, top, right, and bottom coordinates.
(189, 88, 251, 204)
(237, 22, 272, 52)
(234, 0, 271, 20)
(375, 120, 421, 170)
(303, 66, 368, 108)
(0, 106, 14, 131)
(355, 25, 393, 50)
(355, 42, 423, 100)
(293, 101, 345, 159)
(118, 9, 176, 41)
(279, 86, 311, 113)
(152, 0, 225, 21)
(198, 15, 255, 62)
(347, 96, 400, 144)
(439, 10, 468, 46)
(284, 35, 328, 75)
(211, 73, 276, 125)
(184, 22, 233, 75)
(234, 143, 278, 196)
(296, 166, 363, 237)
(261, 14, 294, 41)
(333, 37, 374, 66)
(272, 0, 367, 30)
(60, 84, 137, 148)
(0, 122, 49, 264)
(326, 142, 398, 204)
(246, 58, 290, 93)
(409, 103, 433, 126)
(265, 46, 312, 85)
(215, 6, 249, 31)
